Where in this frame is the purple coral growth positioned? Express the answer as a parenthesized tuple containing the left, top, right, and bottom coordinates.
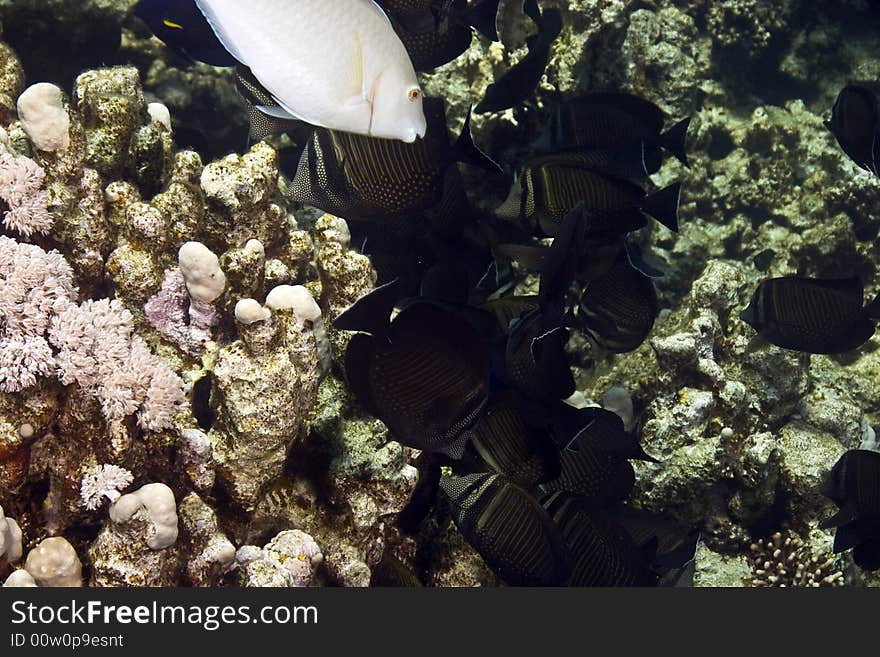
(0, 152, 53, 237)
(145, 268, 220, 356)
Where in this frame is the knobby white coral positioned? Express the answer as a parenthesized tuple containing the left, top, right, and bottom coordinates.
(80, 464, 134, 510)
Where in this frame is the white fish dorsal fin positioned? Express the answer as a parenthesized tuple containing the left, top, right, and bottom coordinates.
(194, 0, 247, 64)
(366, 0, 394, 28)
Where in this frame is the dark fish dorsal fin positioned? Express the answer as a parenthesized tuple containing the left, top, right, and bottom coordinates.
(334, 278, 403, 337)
(538, 203, 585, 306)
(452, 108, 503, 173)
(465, 0, 501, 42)
(344, 332, 379, 414)
(624, 240, 666, 279)
(530, 325, 576, 400)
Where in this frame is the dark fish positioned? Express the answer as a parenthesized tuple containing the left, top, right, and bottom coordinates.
(440, 472, 573, 585)
(333, 278, 403, 338)
(234, 66, 308, 143)
(739, 276, 880, 354)
(479, 295, 540, 334)
(343, 301, 490, 458)
(541, 406, 654, 505)
(542, 143, 666, 182)
(378, 0, 501, 70)
(821, 450, 880, 526)
(610, 505, 699, 585)
(535, 92, 691, 167)
(504, 307, 575, 402)
(548, 404, 655, 461)
(820, 450, 880, 570)
(134, 0, 237, 67)
(191, 372, 216, 431)
(501, 158, 681, 237)
(353, 214, 432, 294)
(574, 253, 659, 353)
(471, 391, 560, 487)
(370, 553, 424, 586)
(541, 492, 655, 586)
(475, 5, 563, 113)
(398, 453, 443, 534)
(825, 85, 879, 176)
(289, 98, 499, 220)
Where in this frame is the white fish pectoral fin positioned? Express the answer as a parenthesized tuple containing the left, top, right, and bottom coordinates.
(347, 31, 367, 102)
(255, 105, 298, 120)
(194, 1, 247, 64)
(256, 102, 329, 131)
(341, 96, 371, 109)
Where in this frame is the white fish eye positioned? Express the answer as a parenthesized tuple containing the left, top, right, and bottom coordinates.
(407, 87, 421, 102)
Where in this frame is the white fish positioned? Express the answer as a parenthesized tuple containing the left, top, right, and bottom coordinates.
(195, 0, 427, 142)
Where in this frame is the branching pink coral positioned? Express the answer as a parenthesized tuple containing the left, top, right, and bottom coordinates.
(0, 235, 75, 392)
(1, 235, 185, 430)
(49, 298, 186, 431)
(0, 152, 53, 237)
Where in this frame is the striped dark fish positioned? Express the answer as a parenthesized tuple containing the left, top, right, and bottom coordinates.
(471, 392, 560, 487)
(826, 85, 880, 176)
(574, 255, 658, 353)
(479, 295, 539, 333)
(541, 407, 640, 505)
(821, 450, 880, 570)
(344, 301, 490, 458)
(504, 307, 575, 401)
(440, 472, 573, 586)
(541, 492, 655, 586)
(234, 66, 306, 143)
(739, 276, 880, 354)
(534, 92, 690, 166)
(370, 553, 424, 587)
(822, 450, 880, 524)
(379, 0, 473, 71)
(514, 158, 680, 237)
(289, 98, 497, 220)
(532, 144, 664, 182)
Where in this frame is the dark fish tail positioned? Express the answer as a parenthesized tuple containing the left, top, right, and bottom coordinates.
(453, 109, 503, 173)
(641, 182, 681, 232)
(466, 0, 501, 42)
(867, 291, 880, 321)
(658, 116, 691, 167)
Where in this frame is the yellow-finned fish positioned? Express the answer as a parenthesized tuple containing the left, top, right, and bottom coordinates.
(194, 0, 427, 142)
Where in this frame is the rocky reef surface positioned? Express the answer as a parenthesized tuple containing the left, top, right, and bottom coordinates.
(1, 0, 880, 586)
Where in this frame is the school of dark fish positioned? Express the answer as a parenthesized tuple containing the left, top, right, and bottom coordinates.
(135, 0, 880, 582)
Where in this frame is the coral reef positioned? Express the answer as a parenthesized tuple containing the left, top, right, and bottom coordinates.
(1, 0, 880, 588)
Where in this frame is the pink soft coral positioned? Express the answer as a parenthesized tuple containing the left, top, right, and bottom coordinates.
(0, 152, 53, 238)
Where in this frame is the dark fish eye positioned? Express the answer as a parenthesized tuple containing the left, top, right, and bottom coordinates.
(408, 88, 421, 102)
